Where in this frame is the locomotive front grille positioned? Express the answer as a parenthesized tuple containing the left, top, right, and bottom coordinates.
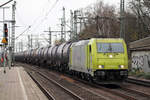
(94, 70, 128, 81)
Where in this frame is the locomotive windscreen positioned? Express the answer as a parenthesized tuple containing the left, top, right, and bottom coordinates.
(97, 43, 124, 53)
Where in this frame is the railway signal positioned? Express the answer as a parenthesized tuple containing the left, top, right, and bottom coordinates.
(4, 23, 8, 37)
(2, 23, 8, 45)
(4, 23, 8, 45)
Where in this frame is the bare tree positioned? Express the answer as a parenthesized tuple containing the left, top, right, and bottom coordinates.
(129, 0, 150, 39)
(79, 1, 120, 40)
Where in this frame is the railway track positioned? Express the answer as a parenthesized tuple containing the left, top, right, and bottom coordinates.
(26, 69, 83, 100)
(93, 81, 150, 100)
(71, 74, 150, 100)
(120, 86, 150, 99)
(110, 87, 149, 100)
(22, 63, 150, 100)
(126, 77, 150, 87)
(25, 65, 106, 100)
(46, 71, 150, 100)
(77, 79, 138, 100)
(27, 72, 55, 100)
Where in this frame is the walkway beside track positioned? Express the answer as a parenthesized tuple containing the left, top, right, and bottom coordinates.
(0, 66, 48, 100)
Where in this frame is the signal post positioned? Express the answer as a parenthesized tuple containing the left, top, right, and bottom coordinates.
(2, 23, 9, 73)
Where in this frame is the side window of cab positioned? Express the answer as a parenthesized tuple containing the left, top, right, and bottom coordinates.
(89, 45, 91, 53)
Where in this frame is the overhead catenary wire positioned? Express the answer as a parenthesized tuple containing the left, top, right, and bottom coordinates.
(45, 0, 59, 17)
(16, 0, 60, 49)
(15, 0, 53, 37)
(29, 0, 52, 28)
(15, 26, 31, 40)
(0, 0, 13, 7)
(41, 35, 49, 43)
(30, 0, 59, 32)
(15, 0, 53, 42)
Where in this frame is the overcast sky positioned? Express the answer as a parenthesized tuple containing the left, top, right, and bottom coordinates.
(0, 0, 128, 50)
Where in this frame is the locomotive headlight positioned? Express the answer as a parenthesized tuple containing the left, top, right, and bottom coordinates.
(99, 65, 104, 69)
(119, 65, 124, 68)
(109, 55, 113, 58)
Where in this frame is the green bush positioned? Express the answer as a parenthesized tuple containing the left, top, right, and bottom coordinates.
(128, 68, 142, 76)
(128, 71, 136, 76)
(135, 72, 145, 78)
(128, 68, 150, 80)
(144, 73, 150, 80)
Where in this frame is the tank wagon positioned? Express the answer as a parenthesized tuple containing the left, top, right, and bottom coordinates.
(15, 38, 128, 83)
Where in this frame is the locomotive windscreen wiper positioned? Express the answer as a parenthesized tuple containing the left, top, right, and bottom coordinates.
(104, 43, 112, 53)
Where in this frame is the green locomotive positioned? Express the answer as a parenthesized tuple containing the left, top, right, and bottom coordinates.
(69, 38, 128, 82)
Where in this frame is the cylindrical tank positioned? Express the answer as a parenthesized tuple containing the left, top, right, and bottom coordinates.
(30, 49, 34, 64)
(20, 52, 24, 62)
(37, 48, 43, 65)
(26, 50, 29, 63)
(47, 46, 55, 65)
(62, 42, 72, 66)
(34, 48, 40, 64)
(40, 47, 49, 66)
(51, 45, 59, 66)
(43, 47, 50, 61)
(32, 48, 38, 64)
(27, 49, 32, 63)
(56, 43, 67, 66)
(23, 50, 28, 62)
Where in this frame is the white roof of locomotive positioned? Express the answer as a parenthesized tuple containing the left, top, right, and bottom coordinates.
(72, 40, 89, 47)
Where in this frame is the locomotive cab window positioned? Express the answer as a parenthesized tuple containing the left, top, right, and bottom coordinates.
(97, 43, 124, 53)
(89, 45, 91, 53)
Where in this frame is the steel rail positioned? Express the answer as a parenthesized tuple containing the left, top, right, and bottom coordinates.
(23, 63, 138, 100)
(126, 78, 150, 87)
(121, 86, 150, 98)
(76, 79, 138, 100)
(27, 72, 56, 100)
(37, 71, 84, 100)
(26, 66, 83, 100)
